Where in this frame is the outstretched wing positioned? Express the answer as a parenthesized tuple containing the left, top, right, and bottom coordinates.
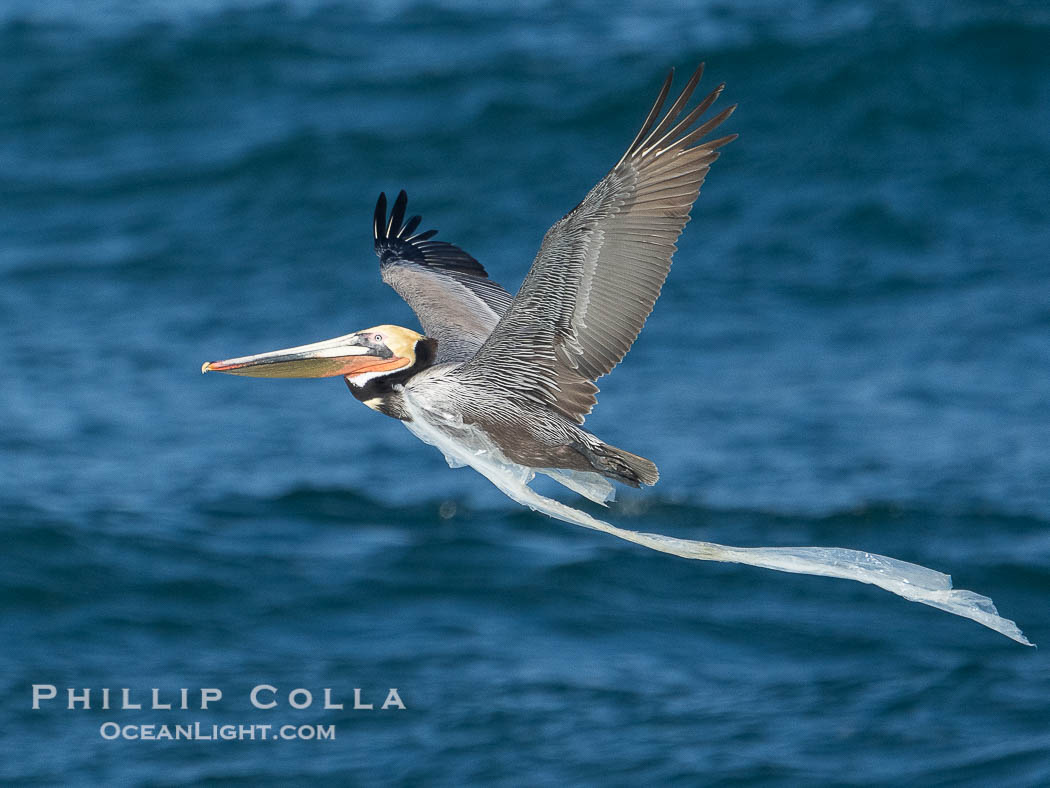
(374, 191, 514, 363)
(461, 64, 736, 423)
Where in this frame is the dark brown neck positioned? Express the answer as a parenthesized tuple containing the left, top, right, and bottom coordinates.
(344, 337, 437, 420)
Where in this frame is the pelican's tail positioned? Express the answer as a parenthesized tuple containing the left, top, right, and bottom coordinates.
(586, 441, 660, 487)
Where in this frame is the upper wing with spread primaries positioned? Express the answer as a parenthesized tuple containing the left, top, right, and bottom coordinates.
(374, 191, 513, 363)
(462, 64, 736, 422)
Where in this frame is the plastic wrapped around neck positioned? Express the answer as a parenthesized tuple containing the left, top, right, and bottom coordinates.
(401, 394, 1032, 646)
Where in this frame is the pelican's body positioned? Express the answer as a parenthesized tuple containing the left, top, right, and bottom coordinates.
(205, 63, 736, 493)
(399, 364, 655, 487)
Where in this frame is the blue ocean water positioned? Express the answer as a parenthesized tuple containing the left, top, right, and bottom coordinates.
(3, 0, 1050, 783)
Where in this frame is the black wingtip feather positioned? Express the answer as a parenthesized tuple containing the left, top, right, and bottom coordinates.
(389, 190, 408, 237)
(372, 191, 492, 277)
(402, 215, 422, 238)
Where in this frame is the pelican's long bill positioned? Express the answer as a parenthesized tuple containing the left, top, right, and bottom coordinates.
(202, 333, 402, 379)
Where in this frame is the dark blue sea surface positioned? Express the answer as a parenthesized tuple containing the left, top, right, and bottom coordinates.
(3, 0, 1050, 784)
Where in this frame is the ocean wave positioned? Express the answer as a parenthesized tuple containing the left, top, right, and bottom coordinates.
(3, 5, 1046, 210)
(2, 0, 1048, 45)
(192, 483, 1050, 532)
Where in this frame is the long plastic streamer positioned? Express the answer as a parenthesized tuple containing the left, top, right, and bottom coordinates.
(402, 396, 1032, 646)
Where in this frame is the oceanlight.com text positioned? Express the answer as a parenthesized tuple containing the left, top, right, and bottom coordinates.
(99, 722, 336, 741)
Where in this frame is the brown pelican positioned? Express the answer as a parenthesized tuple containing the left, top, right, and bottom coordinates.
(204, 64, 734, 493)
(203, 65, 1031, 645)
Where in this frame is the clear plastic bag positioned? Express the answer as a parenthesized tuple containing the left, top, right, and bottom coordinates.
(403, 395, 1032, 646)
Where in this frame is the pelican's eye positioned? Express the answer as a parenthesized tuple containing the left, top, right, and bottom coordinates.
(373, 333, 383, 343)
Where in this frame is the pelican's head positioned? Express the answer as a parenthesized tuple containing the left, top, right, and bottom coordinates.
(202, 325, 436, 387)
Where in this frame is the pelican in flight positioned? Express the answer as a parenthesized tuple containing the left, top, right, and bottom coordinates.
(203, 65, 1030, 645)
(204, 64, 733, 494)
